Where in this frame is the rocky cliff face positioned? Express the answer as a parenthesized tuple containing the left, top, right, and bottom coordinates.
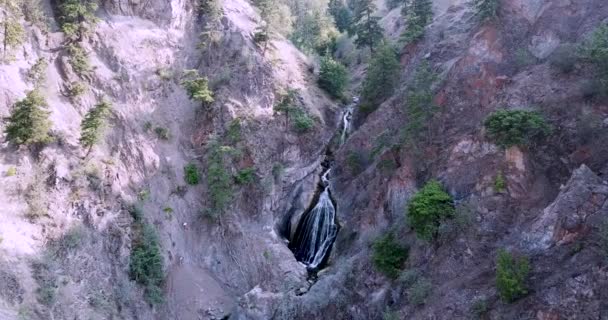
(0, 0, 607, 319)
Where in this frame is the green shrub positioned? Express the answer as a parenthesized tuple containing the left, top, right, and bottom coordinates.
(550, 44, 578, 73)
(184, 163, 200, 185)
(181, 72, 214, 106)
(484, 109, 551, 148)
(66, 81, 87, 98)
(494, 170, 506, 192)
(372, 232, 409, 278)
(129, 222, 164, 305)
(496, 249, 529, 302)
(253, 28, 269, 44)
(154, 127, 170, 140)
(318, 56, 348, 99)
(272, 162, 284, 180)
(4, 90, 53, 146)
(67, 44, 91, 76)
(292, 111, 315, 133)
(408, 277, 432, 305)
(79, 101, 111, 154)
(27, 58, 48, 86)
(226, 119, 242, 144)
(235, 167, 255, 185)
(6, 167, 17, 177)
(346, 150, 366, 175)
(473, 0, 499, 21)
(407, 180, 454, 240)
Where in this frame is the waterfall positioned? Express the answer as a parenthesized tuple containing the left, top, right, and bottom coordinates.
(289, 169, 338, 271)
(340, 98, 357, 145)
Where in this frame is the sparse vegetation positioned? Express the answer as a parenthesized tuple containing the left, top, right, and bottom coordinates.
(184, 163, 200, 185)
(471, 298, 489, 319)
(27, 58, 48, 86)
(372, 232, 409, 278)
(67, 44, 91, 77)
(226, 118, 242, 144)
(4, 90, 53, 146)
(496, 249, 530, 303)
(235, 167, 256, 185)
(360, 42, 400, 114)
(129, 217, 164, 305)
(407, 180, 454, 240)
(318, 55, 348, 99)
(346, 150, 367, 175)
(79, 101, 111, 154)
(65, 81, 87, 98)
(31, 259, 57, 306)
(408, 277, 432, 305)
(581, 24, 608, 95)
(484, 109, 551, 148)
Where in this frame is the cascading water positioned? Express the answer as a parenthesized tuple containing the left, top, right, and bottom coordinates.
(339, 98, 357, 145)
(288, 168, 338, 272)
(287, 97, 358, 273)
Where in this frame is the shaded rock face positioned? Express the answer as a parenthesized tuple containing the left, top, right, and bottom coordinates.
(529, 165, 608, 250)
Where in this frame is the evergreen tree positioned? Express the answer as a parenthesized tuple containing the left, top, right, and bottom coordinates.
(386, 0, 404, 10)
(318, 56, 348, 98)
(79, 101, 111, 155)
(4, 90, 53, 146)
(352, 0, 384, 52)
(360, 42, 399, 113)
(400, 0, 433, 45)
(55, 0, 98, 38)
(328, 0, 352, 33)
(402, 61, 438, 147)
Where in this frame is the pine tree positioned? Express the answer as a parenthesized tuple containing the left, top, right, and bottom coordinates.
(4, 90, 53, 146)
(352, 0, 384, 52)
(402, 61, 438, 147)
(328, 0, 352, 33)
(359, 42, 399, 113)
(400, 0, 433, 45)
(55, 0, 98, 38)
(79, 101, 111, 155)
